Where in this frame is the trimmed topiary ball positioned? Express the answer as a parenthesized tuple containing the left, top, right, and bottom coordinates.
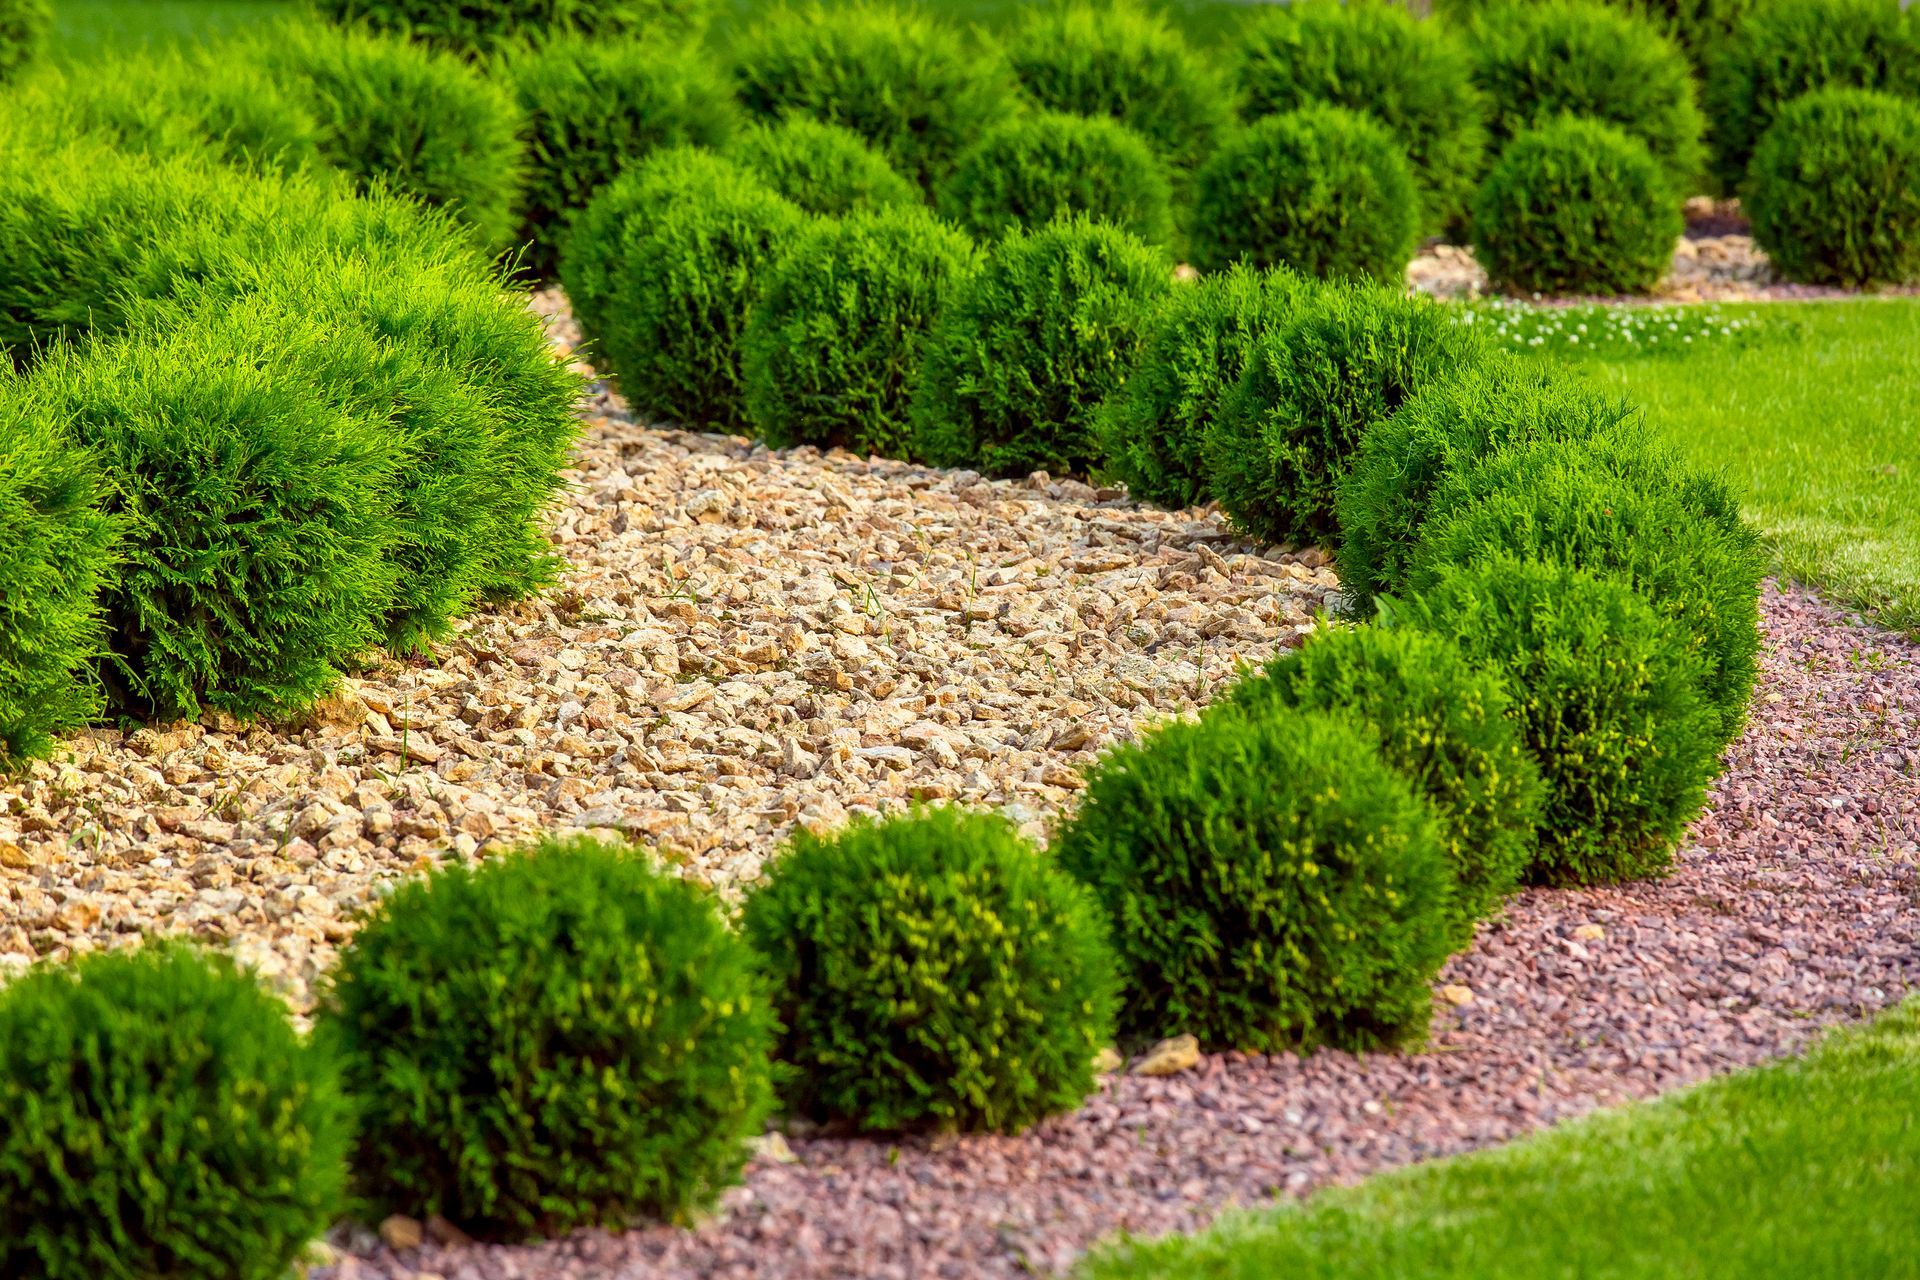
(728, 117, 920, 217)
(1398, 556, 1720, 885)
(315, 0, 712, 57)
(1235, 0, 1487, 232)
(321, 834, 777, 1240)
(0, 943, 350, 1280)
(1228, 625, 1544, 946)
(1466, 0, 1706, 196)
(1189, 106, 1420, 281)
(503, 35, 739, 279)
(731, 2, 1020, 190)
(742, 206, 979, 458)
(911, 215, 1172, 477)
(1054, 703, 1454, 1052)
(1095, 264, 1305, 510)
(937, 111, 1175, 246)
(1744, 87, 1920, 287)
(742, 807, 1118, 1134)
(1205, 281, 1487, 547)
(0, 0, 47, 83)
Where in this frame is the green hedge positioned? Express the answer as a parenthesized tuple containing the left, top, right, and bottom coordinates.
(728, 116, 920, 217)
(0, 0, 46, 84)
(937, 111, 1175, 246)
(315, 0, 712, 57)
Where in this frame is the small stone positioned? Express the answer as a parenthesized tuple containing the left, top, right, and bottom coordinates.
(1440, 984, 1475, 1006)
(424, 1214, 475, 1247)
(378, 1213, 424, 1251)
(0, 839, 34, 870)
(752, 1131, 800, 1165)
(1091, 1047, 1124, 1075)
(1573, 923, 1606, 942)
(1133, 1034, 1201, 1077)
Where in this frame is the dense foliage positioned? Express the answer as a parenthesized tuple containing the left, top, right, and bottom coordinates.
(314, 0, 712, 57)
(728, 117, 920, 218)
(0, 0, 46, 83)
(938, 111, 1175, 246)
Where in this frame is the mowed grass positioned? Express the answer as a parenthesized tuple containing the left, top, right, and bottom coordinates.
(1083, 998, 1920, 1280)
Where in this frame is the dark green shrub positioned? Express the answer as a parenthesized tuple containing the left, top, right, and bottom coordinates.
(504, 36, 738, 279)
(1205, 282, 1486, 547)
(1003, 0, 1233, 173)
(1744, 87, 1920, 287)
(1095, 264, 1304, 510)
(315, 0, 712, 57)
(911, 216, 1172, 477)
(937, 111, 1175, 246)
(321, 834, 776, 1240)
(742, 206, 979, 457)
(728, 116, 920, 217)
(742, 807, 1118, 1133)
(1471, 118, 1683, 297)
(1437, 0, 1757, 67)
(1705, 0, 1920, 190)
(1236, 0, 1487, 232)
(1397, 556, 1720, 885)
(0, 0, 47, 83)
(1467, 0, 1707, 195)
(1338, 352, 1634, 610)
(730, 2, 1020, 189)
(1189, 106, 1420, 281)
(1054, 704, 1454, 1052)
(0, 943, 350, 1280)
(1228, 625, 1544, 945)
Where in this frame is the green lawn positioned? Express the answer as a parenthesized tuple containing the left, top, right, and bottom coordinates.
(1084, 998, 1920, 1279)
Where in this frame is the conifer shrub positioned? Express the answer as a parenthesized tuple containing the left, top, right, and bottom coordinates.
(728, 117, 920, 217)
(315, 0, 712, 57)
(1399, 556, 1720, 885)
(1235, 0, 1487, 232)
(742, 206, 979, 457)
(911, 215, 1172, 477)
(0, 943, 351, 1280)
(1188, 106, 1420, 281)
(1205, 282, 1485, 547)
(0, 0, 47, 83)
(938, 112, 1175, 246)
(742, 807, 1119, 1133)
(504, 35, 738, 278)
(321, 835, 776, 1240)
(1744, 88, 1920, 287)
(1095, 264, 1304, 510)
(731, 3, 1020, 189)
(1470, 118, 1683, 297)
(1441, 0, 1757, 69)
(1228, 626, 1544, 946)
(1054, 704, 1454, 1052)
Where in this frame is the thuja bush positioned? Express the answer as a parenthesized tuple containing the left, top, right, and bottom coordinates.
(1189, 107, 1420, 281)
(1206, 282, 1486, 548)
(0, 0, 47, 83)
(321, 835, 776, 1239)
(1095, 264, 1304, 510)
(504, 35, 738, 278)
(1003, 0, 1233, 174)
(911, 216, 1172, 477)
(1437, 0, 1756, 68)
(728, 117, 920, 218)
(742, 807, 1119, 1133)
(1471, 118, 1683, 297)
(1705, 0, 1920, 189)
(742, 206, 979, 457)
(315, 0, 712, 57)
(0, 943, 351, 1280)
(1055, 704, 1453, 1052)
(937, 111, 1175, 246)
(1745, 88, 1920, 287)
(1235, 0, 1487, 232)
(731, 2, 1020, 189)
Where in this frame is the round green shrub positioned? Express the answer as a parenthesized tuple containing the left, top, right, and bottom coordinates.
(1437, 0, 1757, 67)
(911, 215, 1172, 477)
(504, 35, 739, 279)
(730, 2, 1020, 189)
(937, 111, 1175, 246)
(1054, 704, 1454, 1052)
(0, 943, 350, 1280)
(1236, 0, 1487, 232)
(1003, 0, 1233, 174)
(1228, 625, 1544, 946)
(315, 0, 712, 57)
(742, 206, 979, 458)
(1189, 106, 1420, 281)
(1470, 118, 1682, 297)
(1744, 87, 1920, 287)
(742, 807, 1119, 1133)
(321, 834, 776, 1240)
(1705, 0, 1920, 190)
(1467, 0, 1707, 195)
(728, 116, 921, 217)
(1398, 556, 1720, 885)
(0, 0, 47, 83)
(1337, 352, 1634, 610)
(1205, 281, 1487, 548)
(1094, 264, 1304, 510)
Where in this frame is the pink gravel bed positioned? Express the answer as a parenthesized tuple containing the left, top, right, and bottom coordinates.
(322, 580, 1920, 1280)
